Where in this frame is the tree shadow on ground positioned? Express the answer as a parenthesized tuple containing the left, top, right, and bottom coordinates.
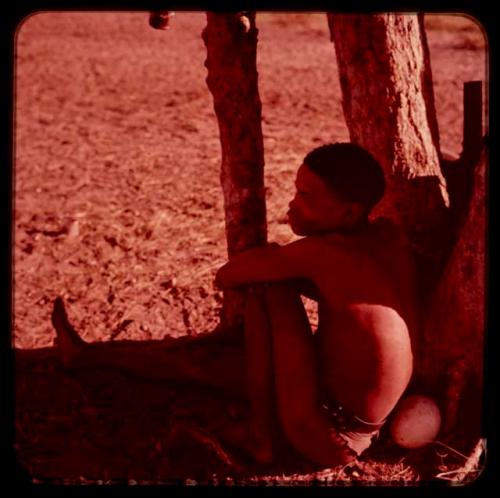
(14, 345, 474, 485)
(15, 345, 319, 484)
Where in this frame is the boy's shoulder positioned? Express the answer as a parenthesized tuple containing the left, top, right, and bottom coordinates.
(316, 217, 403, 246)
(278, 218, 407, 259)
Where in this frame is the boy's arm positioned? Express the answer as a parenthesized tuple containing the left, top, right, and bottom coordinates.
(215, 238, 318, 289)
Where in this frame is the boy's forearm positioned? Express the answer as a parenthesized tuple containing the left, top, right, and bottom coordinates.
(215, 244, 282, 289)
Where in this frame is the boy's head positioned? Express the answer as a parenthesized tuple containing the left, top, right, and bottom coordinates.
(288, 143, 385, 235)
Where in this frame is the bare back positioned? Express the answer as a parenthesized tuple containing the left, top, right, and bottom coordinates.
(307, 219, 415, 423)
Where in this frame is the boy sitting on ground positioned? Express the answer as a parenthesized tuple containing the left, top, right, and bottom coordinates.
(52, 143, 416, 468)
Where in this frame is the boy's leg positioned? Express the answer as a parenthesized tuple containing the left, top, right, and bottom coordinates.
(263, 284, 354, 466)
(263, 283, 317, 423)
(243, 287, 276, 463)
(51, 297, 246, 398)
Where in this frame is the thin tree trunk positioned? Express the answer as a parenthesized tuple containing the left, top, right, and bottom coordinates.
(442, 81, 484, 230)
(327, 13, 451, 298)
(203, 12, 267, 329)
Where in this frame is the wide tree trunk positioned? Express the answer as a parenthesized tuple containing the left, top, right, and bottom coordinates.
(419, 150, 485, 440)
(327, 13, 451, 299)
(328, 13, 486, 444)
(202, 12, 267, 329)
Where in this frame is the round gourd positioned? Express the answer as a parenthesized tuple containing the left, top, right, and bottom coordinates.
(390, 394, 442, 449)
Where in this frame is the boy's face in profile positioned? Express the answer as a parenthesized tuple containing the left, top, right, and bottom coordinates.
(287, 163, 360, 236)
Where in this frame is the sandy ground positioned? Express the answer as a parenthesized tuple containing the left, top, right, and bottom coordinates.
(13, 12, 486, 348)
(13, 12, 487, 484)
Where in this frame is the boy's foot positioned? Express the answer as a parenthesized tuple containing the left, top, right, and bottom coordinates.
(51, 297, 87, 369)
(248, 438, 274, 465)
(218, 421, 274, 465)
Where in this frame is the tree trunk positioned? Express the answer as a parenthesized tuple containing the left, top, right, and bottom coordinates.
(328, 13, 486, 443)
(419, 150, 486, 440)
(327, 13, 452, 298)
(203, 12, 267, 329)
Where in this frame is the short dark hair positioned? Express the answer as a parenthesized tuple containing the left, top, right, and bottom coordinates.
(303, 143, 385, 212)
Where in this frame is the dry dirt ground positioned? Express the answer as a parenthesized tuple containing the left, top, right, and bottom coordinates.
(13, 12, 487, 485)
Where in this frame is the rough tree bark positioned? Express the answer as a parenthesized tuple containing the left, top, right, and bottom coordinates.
(203, 12, 267, 329)
(420, 150, 485, 439)
(328, 13, 486, 443)
(327, 13, 451, 299)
